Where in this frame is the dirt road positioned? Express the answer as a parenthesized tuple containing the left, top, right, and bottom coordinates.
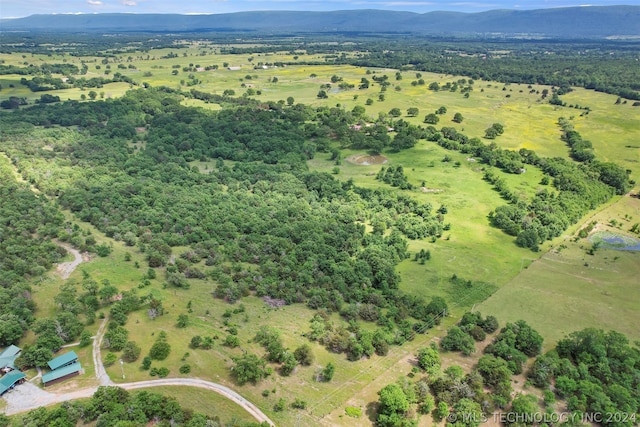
(56, 243, 83, 279)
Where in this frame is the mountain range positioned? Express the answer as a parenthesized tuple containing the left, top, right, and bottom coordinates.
(2, 6, 639, 38)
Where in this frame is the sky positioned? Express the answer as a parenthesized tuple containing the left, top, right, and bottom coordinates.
(1, 0, 636, 19)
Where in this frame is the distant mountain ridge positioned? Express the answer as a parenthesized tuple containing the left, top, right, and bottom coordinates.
(2, 6, 639, 38)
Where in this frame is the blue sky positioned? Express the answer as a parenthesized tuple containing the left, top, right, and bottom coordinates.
(1, 0, 636, 19)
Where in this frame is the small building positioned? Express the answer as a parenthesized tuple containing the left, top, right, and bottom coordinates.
(0, 370, 26, 395)
(42, 361, 82, 387)
(0, 345, 21, 374)
(227, 66, 241, 71)
(47, 351, 78, 371)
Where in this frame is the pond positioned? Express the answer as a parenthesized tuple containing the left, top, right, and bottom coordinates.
(589, 231, 640, 251)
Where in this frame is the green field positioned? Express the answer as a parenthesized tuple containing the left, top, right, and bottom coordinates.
(479, 194, 640, 348)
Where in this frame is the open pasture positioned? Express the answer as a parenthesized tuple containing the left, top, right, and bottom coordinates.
(2, 43, 639, 177)
(310, 141, 546, 305)
(479, 194, 640, 348)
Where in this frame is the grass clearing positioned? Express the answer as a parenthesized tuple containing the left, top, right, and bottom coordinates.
(479, 194, 640, 348)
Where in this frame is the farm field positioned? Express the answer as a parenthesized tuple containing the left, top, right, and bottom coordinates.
(1, 40, 639, 426)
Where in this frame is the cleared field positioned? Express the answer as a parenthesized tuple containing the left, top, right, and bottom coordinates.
(310, 141, 543, 305)
(479, 194, 640, 348)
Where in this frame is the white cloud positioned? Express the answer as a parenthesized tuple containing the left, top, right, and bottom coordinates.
(87, 0, 103, 4)
(121, 0, 137, 5)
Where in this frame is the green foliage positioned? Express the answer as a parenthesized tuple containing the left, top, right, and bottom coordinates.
(176, 313, 189, 328)
(345, 406, 362, 418)
(291, 398, 307, 409)
(149, 332, 171, 360)
(104, 352, 117, 367)
(376, 165, 413, 190)
(424, 113, 439, 124)
(440, 326, 476, 355)
(377, 383, 410, 425)
(179, 364, 191, 374)
(507, 394, 539, 426)
(141, 356, 152, 370)
(451, 398, 483, 427)
(122, 341, 141, 362)
(484, 320, 542, 375)
(320, 362, 335, 382)
(223, 335, 240, 348)
(293, 344, 314, 366)
(484, 123, 504, 139)
(150, 366, 170, 377)
(190, 335, 202, 349)
(531, 328, 640, 422)
(79, 330, 92, 347)
(416, 345, 440, 374)
(104, 325, 129, 351)
(0, 157, 65, 345)
(230, 353, 270, 385)
(433, 401, 449, 421)
(273, 398, 286, 412)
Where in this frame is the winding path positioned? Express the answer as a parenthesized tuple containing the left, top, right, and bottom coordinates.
(4, 318, 275, 426)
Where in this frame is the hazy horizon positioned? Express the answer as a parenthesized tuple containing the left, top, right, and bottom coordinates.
(1, 0, 637, 19)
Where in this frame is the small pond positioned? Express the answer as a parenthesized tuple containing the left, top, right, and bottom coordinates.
(589, 231, 640, 251)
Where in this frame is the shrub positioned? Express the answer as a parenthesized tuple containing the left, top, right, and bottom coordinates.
(223, 335, 239, 348)
(104, 352, 117, 367)
(149, 334, 171, 360)
(122, 341, 141, 362)
(179, 364, 191, 374)
(345, 406, 362, 418)
(291, 398, 307, 409)
(141, 356, 152, 370)
(273, 398, 286, 412)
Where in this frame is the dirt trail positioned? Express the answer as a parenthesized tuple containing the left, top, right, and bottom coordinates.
(93, 318, 113, 386)
(56, 243, 84, 279)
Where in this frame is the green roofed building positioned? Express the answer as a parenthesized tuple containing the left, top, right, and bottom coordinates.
(0, 370, 26, 395)
(42, 361, 82, 387)
(47, 351, 78, 371)
(0, 345, 21, 373)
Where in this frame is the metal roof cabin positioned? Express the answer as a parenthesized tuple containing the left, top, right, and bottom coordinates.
(47, 351, 78, 371)
(0, 370, 26, 395)
(0, 345, 21, 373)
(42, 362, 82, 387)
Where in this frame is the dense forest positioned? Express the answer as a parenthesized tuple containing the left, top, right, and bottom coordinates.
(0, 155, 66, 347)
(0, 89, 452, 356)
(529, 329, 640, 427)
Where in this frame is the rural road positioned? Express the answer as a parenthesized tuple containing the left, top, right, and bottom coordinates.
(4, 318, 275, 426)
(4, 379, 275, 426)
(56, 243, 83, 279)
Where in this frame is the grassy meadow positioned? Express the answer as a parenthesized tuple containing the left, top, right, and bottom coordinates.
(479, 193, 640, 348)
(2, 42, 639, 425)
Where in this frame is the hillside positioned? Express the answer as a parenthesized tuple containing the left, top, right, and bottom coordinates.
(2, 6, 640, 38)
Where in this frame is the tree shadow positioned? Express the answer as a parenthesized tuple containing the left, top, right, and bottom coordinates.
(366, 401, 379, 423)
